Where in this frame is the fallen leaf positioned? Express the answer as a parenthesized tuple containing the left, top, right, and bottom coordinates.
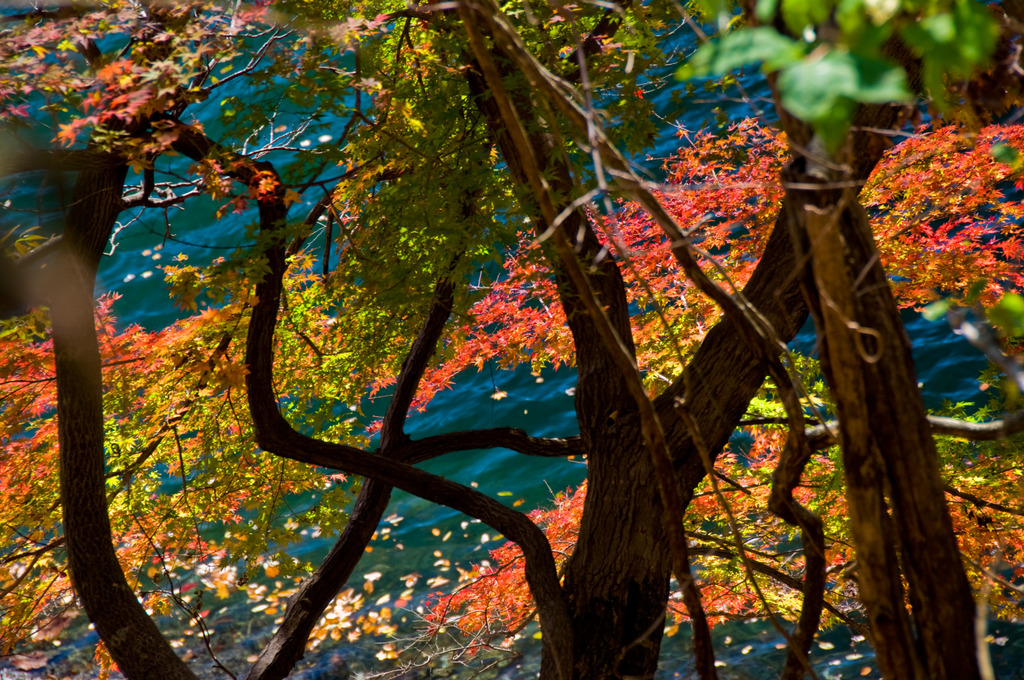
(11, 653, 47, 670)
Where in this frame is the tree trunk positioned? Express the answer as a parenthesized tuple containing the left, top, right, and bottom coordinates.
(51, 164, 201, 680)
(788, 147, 982, 680)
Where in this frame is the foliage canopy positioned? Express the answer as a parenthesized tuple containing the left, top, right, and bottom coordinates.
(2, 1, 1024, 679)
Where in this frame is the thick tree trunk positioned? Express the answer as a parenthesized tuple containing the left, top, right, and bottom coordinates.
(789, 150, 982, 680)
(51, 164, 201, 680)
(463, 48, 816, 679)
(462, 54, 674, 679)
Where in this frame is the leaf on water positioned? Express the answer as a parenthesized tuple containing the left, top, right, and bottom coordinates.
(11, 653, 47, 670)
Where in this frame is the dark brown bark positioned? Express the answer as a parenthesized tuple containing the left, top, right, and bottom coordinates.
(242, 231, 576, 680)
(767, 363, 826, 680)
(459, 24, 683, 679)
(50, 163, 201, 680)
(242, 480, 391, 680)
(788, 152, 981, 680)
(457, 6, 819, 678)
(34, 8, 999, 680)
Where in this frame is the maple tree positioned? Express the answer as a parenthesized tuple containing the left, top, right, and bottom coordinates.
(2, 1, 1024, 680)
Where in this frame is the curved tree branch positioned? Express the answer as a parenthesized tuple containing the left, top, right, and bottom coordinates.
(765, 361, 825, 680)
(243, 229, 574, 680)
(167, 121, 583, 680)
(381, 276, 456, 449)
(689, 545, 867, 637)
(460, 4, 709, 678)
(403, 428, 584, 463)
(247, 265, 457, 680)
(207, 131, 575, 678)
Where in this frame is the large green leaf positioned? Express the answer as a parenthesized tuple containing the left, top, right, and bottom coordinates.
(780, 0, 833, 36)
(777, 50, 911, 149)
(900, 0, 997, 102)
(677, 26, 805, 80)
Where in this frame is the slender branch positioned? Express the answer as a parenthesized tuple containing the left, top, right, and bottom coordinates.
(197, 29, 291, 95)
(243, 234, 575, 680)
(246, 266, 456, 680)
(926, 412, 1024, 440)
(689, 545, 867, 635)
(765, 359, 825, 680)
(13, 235, 63, 268)
(805, 411, 1024, 450)
(561, 0, 631, 83)
(403, 428, 584, 463)
(943, 485, 1024, 517)
(380, 275, 456, 449)
(167, 120, 586, 680)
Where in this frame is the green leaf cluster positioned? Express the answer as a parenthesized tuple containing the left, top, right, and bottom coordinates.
(679, 0, 998, 149)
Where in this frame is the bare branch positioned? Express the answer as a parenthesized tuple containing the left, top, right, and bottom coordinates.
(689, 545, 868, 636)
(947, 308, 1024, 395)
(805, 412, 1024, 450)
(943, 485, 1024, 518)
(404, 428, 584, 463)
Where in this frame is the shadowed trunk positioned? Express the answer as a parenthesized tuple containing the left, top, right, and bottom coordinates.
(51, 163, 201, 680)
(787, 150, 982, 680)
